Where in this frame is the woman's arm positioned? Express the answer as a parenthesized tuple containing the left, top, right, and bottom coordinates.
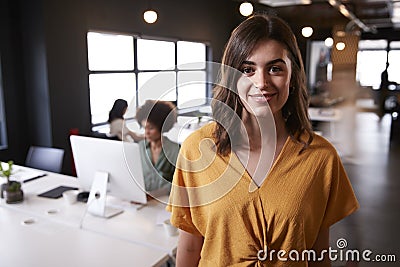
(121, 123, 144, 142)
(309, 227, 331, 267)
(176, 229, 204, 267)
(127, 130, 144, 142)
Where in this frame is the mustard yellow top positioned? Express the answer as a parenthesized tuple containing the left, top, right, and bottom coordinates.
(167, 122, 359, 266)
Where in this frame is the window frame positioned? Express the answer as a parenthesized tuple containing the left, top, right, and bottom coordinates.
(87, 31, 212, 128)
(0, 53, 7, 150)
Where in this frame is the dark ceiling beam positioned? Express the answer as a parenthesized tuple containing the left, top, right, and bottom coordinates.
(327, 0, 378, 33)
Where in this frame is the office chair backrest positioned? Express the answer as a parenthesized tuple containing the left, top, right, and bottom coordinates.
(25, 146, 65, 173)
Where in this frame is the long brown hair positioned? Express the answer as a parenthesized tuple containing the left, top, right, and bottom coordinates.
(212, 14, 313, 156)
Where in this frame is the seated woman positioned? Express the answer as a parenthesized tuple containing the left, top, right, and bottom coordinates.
(135, 100, 180, 197)
(108, 99, 144, 142)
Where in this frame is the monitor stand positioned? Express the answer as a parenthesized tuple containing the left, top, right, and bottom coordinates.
(87, 171, 123, 218)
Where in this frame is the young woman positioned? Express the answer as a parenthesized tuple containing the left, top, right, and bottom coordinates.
(135, 100, 180, 196)
(108, 99, 143, 142)
(167, 14, 359, 266)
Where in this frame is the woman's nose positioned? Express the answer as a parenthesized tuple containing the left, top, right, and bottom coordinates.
(253, 70, 269, 90)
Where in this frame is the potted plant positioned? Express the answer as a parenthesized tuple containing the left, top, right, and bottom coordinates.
(0, 160, 24, 204)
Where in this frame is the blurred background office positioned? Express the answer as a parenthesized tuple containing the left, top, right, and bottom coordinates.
(1, 0, 399, 170)
(1, 1, 400, 265)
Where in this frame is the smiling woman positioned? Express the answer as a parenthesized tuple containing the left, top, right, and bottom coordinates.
(167, 14, 359, 267)
(237, 40, 292, 118)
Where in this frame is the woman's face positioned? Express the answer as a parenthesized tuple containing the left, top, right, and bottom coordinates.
(141, 120, 161, 142)
(236, 39, 292, 118)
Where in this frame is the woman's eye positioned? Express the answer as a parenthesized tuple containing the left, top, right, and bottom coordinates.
(269, 66, 282, 73)
(241, 66, 253, 74)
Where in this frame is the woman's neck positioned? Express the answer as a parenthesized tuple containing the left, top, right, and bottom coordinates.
(239, 111, 288, 151)
(149, 138, 162, 149)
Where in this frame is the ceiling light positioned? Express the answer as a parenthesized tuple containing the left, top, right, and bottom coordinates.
(328, 0, 337, 6)
(336, 42, 346, 51)
(336, 30, 346, 37)
(301, 26, 313, 38)
(338, 4, 351, 17)
(143, 9, 158, 24)
(239, 2, 254, 17)
(325, 37, 334, 47)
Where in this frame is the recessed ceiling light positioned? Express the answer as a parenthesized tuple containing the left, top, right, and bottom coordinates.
(143, 10, 158, 24)
(239, 2, 254, 17)
(336, 42, 346, 51)
(325, 37, 334, 47)
(301, 26, 313, 38)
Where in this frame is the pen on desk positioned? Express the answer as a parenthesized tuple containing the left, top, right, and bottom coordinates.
(23, 174, 47, 183)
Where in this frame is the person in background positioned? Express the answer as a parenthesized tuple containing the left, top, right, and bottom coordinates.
(167, 14, 359, 266)
(108, 99, 144, 142)
(135, 100, 180, 197)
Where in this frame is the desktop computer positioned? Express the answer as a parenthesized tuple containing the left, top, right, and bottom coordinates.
(70, 135, 147, 218)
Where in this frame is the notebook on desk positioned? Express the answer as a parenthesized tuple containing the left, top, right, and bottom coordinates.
(8, 166, 47, 183)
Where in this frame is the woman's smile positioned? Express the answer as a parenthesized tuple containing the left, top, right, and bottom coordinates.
(248, 91, 277, 102)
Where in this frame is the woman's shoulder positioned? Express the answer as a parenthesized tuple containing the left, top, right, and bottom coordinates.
(110, 118, 124, 127)
(182, 121, 216, 145)
(309, 133, 337, 151)
(110, 117, 124, 122)
(174, 122, 217, 166)
(177, 122, 216, 156)
(300, 132, 340, 162)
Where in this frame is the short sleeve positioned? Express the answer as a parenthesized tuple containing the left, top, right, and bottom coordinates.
(321, 154, 359, 228)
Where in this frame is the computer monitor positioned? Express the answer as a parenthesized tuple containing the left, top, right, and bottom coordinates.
(70, 135, 147, 217)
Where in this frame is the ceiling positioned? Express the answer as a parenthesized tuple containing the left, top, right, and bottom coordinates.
(255, 0, 400, 35)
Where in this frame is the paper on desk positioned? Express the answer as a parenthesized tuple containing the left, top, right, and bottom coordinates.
(9, 166, 46, 182)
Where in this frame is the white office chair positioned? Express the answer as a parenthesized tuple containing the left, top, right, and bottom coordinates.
(25, 146, 65, 173)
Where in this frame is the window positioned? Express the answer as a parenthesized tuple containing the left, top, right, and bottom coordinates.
(388, 50, 400, 85)
(87, 32, 209, 126)
(356, 39, 400, 88)
(356, 50, 387, 89)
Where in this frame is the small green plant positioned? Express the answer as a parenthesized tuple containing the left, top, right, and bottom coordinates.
(1, 160, 23, 202)
(0, 160, 14, 183)
(7, 181, 21, 192)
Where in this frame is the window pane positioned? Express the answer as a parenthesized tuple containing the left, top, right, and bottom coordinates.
(388, 50, 400, 84)
(87, 32, 134, 71)
(89, 73, 136, 124)
(358, 40, 388, 50)
(177, 71, 207, 108)
(390, 41, 400, 49)
(138, 72, 176, 105)
(137, 39, 175, 70)
(356, 50, 387, 89)
(177, 41, 206, 69)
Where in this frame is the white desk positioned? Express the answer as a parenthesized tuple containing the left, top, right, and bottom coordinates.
(0, 208, 169, 267)
(308, 107, 342, 122)
(0, 167, 178, 265)
(308, 107, 342, 140)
